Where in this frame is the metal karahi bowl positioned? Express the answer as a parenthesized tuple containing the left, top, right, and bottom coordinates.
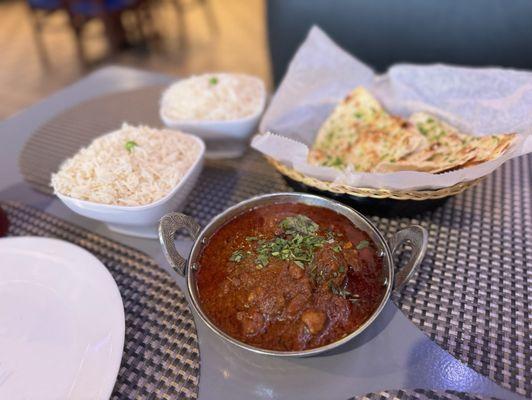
(159, 193, 428, 357)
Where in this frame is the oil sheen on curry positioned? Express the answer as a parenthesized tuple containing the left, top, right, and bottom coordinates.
(196, 203, 386, 351)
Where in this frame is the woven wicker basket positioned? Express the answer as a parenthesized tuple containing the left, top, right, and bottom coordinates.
(267, 157, 483, 201)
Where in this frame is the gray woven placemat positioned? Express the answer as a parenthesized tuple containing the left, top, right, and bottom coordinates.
(17, 87, 531, 397)
(351, 389, 498, 400)
(385, 154, 531, 398)
(2, 201, 200, 400)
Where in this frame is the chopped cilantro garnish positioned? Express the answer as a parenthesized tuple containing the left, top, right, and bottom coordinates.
(279, 215, 319, 236)
(256, 253, 269, 267)
(323, 156, 344, 169)
(328, 281, 356, 299)
(229, 249, 246, 263)
(356, 240, 369, 250)
(417, 125, 429, 136)
(124, 140, 138, 153)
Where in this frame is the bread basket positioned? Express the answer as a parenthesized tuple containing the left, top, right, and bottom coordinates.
(266, 157, 483, 216)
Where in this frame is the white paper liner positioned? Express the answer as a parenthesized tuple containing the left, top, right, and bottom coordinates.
(253, 26, 532, 190)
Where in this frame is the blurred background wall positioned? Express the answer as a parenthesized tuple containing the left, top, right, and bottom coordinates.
(267, 0, 532, 85)
(3, 0, 532, 119)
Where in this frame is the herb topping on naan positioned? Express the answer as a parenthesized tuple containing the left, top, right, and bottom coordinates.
(309, 88, 427, 172)
(309, 89, 517, 174)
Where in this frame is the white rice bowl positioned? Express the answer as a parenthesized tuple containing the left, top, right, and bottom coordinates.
(160, 73, 265, 122)
(51, 123, 202, 206)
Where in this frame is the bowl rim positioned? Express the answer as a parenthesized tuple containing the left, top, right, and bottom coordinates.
(185, 192, 394, 357)
(159, 75, 267, 126)
(55, 133, 205, 211)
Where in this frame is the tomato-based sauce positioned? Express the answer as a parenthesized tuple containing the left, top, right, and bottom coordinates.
(196, 203, 386, 351)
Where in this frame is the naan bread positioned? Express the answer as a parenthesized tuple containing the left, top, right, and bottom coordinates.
(309, 87, 427, 172)
(375, 112, 476, 173)
(462, 134, 517, 167)
(375, 112, 517, 173)
(309, 90, 517, 174)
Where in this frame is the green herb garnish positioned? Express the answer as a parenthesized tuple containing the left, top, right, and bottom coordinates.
(417, 124, 429, 136)
(434, 130, 446, 141)
(328, 281, 359, 300)
(229, 215, 331, 272)
(356, 240, 369, 250)
(209, 76, 218, 85)
(328, 281, 350, 297)
(333, 245, 342, 253)
(279, 215, 319, 236)
(246, 215, 325, 269)
(323, 156, 344, 169)
(256, 253, 269, 267)
(229, 249, 246, 263)
(125, 140, 138, 153)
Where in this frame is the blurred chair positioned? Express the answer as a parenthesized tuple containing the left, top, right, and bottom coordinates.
(26, 0, 68, 66)
(65, 0, 155, 61)
(267, 0, 532, 85)
(26, 0, 155, 66)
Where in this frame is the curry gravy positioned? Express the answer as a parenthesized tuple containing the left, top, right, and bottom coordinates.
(196, 203, 386, 351)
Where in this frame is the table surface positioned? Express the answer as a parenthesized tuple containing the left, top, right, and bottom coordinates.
(0, 66, 524, 400)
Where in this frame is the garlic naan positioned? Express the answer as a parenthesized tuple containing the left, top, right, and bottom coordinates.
(376, 112, 517, 173)
(309, 89, 517, 174)
(375, 112, 476, 173)
(308, 87, 427, 172)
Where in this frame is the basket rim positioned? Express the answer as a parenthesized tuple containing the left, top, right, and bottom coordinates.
(266, 157, 483, 201)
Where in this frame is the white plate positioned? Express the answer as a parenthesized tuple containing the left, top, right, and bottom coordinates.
(0, 237, 125, 400)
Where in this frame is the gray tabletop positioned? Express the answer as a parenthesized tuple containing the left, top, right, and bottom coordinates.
(0, 66, 523, 400)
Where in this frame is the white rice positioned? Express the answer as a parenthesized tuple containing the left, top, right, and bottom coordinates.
(160, 73, 264, 121)
(51, 124, 201, 206)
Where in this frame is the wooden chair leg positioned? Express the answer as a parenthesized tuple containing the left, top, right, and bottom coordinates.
(68, 16, 88, 67)
(74, 30, 87, 66)
(133, 9, 147, 42)
(134, 5, 159, 43)
(140, 3, 160, 41)
(29, 11, 50, 68)
(199, 0, 218, 35)
(102, 13, 129, 51)
(172, 0, 188, 48)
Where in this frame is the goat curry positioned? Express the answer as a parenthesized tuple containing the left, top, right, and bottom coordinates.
(196, 203, 386, 351)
